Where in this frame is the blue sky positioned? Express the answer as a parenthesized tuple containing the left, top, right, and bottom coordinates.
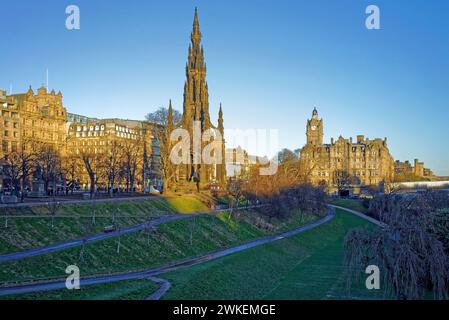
(1, 0, 448, 175)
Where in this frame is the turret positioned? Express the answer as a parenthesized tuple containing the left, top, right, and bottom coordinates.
(306, 107, 323, 146)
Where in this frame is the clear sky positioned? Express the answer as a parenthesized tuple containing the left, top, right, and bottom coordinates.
(1, 0, 448, 175)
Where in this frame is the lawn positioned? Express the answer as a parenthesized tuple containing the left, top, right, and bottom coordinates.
(3, 279, 157, 300)
(327, 198, 369, 214)
(161, 209, 384, 300)
(0, 208, 319, 287)
(0, 195, 209, 255)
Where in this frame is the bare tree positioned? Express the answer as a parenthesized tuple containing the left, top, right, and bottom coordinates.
(79, 150, 102, 199)
(61, 155, 80, 195)
(100, 140, 123, 197)
(227, 179, 243, 220)
(145, 106, 182, 126)
(2, 154, 21, 194)
(2, 139, 38, 200)
(120, 138, 143, 193)
(47, 199, 61, 229)
(145, 103, 181, 192)
(276, 148, 298, 164)
(35, 144, 62, 196)
(344, 192, 449, 300)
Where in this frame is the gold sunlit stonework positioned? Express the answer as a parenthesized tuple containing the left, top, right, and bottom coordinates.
(170, 8, 226, 192)
(299, 108, 395, 194)
(0, 86, 67, 157)
(66, 116, 159, 192)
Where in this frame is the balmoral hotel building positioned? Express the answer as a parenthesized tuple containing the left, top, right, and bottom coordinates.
(299, 108, 395, 194)
(0, 86, 160, 192)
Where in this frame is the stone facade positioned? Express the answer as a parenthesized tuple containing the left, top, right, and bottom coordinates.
(394, 158, 434, 180)
(0, 87, 68, 192)
(0, 86, 67, 158)
(299, 108, 395, 193)
(66, 116, 160, 191)
(171, 8, 226, 191)
(0, 86, 161, 193)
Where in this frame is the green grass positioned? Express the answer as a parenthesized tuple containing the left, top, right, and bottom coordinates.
(2, 279, 158, 300)
(164, 195, 210, 213)
(0, 209, 318, 286)
(327, 198, 369, 214)
(0, 196, 209, 255)
(161, 209, 384, 300)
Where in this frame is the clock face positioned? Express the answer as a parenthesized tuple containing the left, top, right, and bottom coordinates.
(311, 125, 317, 131)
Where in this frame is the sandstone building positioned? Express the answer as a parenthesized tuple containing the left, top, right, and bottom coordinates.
(394, 159, 434, 181)
(0, 86, 161, 194)
(0, 87, 69, 192)
(0, 86, 67, 157)
(66, 116, 161, 192)
(299, 108, 395, 194)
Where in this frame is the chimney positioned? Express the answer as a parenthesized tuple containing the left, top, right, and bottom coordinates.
(357, 135, 364, 143)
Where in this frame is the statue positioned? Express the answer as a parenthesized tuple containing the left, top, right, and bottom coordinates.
(29, 166, 46, 198)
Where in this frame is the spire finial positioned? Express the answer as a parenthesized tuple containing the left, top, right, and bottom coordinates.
(191, 7, 202, 46)
(167, 99, 174, 127)
(194, 7, 199, 25)
(218, 103, 224, 132)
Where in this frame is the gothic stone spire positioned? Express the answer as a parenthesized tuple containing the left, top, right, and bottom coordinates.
(183, 8, 210, 128)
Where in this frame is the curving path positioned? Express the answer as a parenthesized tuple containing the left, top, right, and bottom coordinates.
(146, 277, 171, 300)
(0, 205, 262, 263)
(327, 204, 385, 227)
(0, 207, 336, 297)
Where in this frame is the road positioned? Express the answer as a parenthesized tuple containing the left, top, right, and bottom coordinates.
(0, 205, 263, 263)
(0, 207, 336, 297)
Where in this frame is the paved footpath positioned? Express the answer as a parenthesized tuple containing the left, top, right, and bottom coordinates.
(0, 195, 156, 209)
(327, 204, 385, 227)
(0, 207, 336, 297)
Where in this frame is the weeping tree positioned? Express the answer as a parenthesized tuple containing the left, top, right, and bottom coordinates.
(344, 191, 449, 300)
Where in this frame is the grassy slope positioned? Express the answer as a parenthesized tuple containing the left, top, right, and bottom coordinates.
(0, 209, 317, 286)
(0, 196, 209, 255)
(3, 279, 157, 300)
(162, 209, 384, 300)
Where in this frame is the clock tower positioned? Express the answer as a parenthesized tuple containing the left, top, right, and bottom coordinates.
(306, 108, 323, 146)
